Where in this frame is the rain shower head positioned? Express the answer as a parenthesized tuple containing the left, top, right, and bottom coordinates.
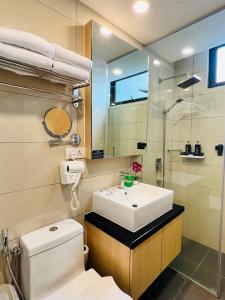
(177, 75, 201, 89)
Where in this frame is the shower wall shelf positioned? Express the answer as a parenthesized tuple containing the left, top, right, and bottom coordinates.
(180, 154, 205, 159)
(0, 56, 90, 101)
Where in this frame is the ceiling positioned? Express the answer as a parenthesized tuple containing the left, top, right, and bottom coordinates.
(149, 9, 225, 62)
(80, 0, 225, 45)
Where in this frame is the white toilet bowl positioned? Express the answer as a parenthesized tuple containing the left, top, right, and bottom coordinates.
(20, 219, 132, 300)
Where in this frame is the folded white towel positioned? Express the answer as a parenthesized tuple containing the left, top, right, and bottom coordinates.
(0, 27, 55, 58)
(0, 42, 53, 70)
(54, 44, 92, 72)
(52, 60, 90, 81)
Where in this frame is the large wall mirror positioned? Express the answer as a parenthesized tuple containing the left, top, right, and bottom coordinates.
(89, 20, 149, 159)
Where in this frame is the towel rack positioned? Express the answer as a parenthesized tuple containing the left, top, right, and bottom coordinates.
(0, 56, 90, 101)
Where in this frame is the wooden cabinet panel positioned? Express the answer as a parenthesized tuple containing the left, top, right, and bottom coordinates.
(130, 230, 162, 300)
(161, 215, 182, 271)
(86, 214, 183, 299)
(86, 222, 130, 293)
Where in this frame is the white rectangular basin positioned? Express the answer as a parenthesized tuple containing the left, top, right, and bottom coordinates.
(93, 183, 174, 232)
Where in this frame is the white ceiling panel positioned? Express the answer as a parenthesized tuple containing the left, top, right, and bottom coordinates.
(80, 0, 225, 44)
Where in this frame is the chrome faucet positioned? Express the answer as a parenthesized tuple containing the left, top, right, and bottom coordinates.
(1, 228, 9, 257)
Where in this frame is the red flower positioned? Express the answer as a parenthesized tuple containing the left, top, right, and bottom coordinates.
(132, 161, 142, 174)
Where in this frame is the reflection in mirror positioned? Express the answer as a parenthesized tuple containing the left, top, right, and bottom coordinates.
(92, 21, 149, 159)
(43, 107, 72, 138)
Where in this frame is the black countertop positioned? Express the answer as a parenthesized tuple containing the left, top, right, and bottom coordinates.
(85, 204, 184, 249)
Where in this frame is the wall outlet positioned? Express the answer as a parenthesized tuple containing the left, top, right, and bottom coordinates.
(66, 147, 86, 160)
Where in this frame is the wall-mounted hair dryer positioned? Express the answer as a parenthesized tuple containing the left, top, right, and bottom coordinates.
(60, 161, 85, 217)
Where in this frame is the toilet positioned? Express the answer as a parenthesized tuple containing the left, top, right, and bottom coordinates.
(20, 219, 132, 300)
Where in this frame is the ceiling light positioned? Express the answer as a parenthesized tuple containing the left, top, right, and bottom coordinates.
(166, 89, 172, 93)
(182, 47, 194, 55)
(112, 68, 123, 75)
(153, 59, 161, 66)
(100, 26, 112, 36)
(133, 1, 149, 13)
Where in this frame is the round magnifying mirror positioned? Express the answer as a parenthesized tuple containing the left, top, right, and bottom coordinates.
(43, 107, 72, 138)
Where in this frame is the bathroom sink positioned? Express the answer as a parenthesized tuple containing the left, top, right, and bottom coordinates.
(93, 183, 174, 232)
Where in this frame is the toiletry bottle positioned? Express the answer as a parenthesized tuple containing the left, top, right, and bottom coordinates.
(194, 141, 201, 156)
(185, 141, 192, 155)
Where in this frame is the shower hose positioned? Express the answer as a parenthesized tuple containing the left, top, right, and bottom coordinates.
(5, 255, 25, 300)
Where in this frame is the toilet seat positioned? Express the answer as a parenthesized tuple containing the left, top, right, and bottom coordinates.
(42, 269, 132, 300)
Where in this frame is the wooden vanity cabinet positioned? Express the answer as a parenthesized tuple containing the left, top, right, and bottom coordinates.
(161, 215, 182, 271)
(86, 214, 182, 300)
(130, 229, 162, 299)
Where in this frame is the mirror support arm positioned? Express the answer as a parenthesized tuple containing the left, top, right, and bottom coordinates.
(49, 133, 81, 147)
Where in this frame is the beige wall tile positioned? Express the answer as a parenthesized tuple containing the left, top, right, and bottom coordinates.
(137, 123, 147, 141)
(78, 172, 120, 215)
(83, 157, 132, 178)
(120, 106, 136, 124)
(185, 206, 221, 250)
(112, 125, 120, 139)
(0, 143, 67, 194)
(120, 140, 138, 156)
(172, 119, 191, 142)
(0, 90, 76, 143)
(191, 117, 225, 142)
(0, 184, 70, 241)
(120, 123, 137, 140)
(136, 103, 148, 123)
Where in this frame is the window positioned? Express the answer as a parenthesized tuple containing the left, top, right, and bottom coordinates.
(209, 44, 225, 88)
(110, 71, 148, 105)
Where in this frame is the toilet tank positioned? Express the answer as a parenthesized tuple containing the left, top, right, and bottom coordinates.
(20, 219, 84, 300)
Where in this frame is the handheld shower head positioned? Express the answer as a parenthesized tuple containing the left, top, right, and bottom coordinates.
(163, 98, 184, 115)
(176, 98, 184, 103)
(1, 228, 9, 257)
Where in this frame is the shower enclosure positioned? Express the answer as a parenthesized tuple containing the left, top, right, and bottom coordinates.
(143, 9, 225, 297)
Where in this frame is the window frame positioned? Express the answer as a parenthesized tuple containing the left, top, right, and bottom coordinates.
(208, 43, 225, 88)
(110, 70, 148, 106)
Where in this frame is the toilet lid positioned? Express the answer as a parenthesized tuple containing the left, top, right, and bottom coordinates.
(42, 269, 132, 300)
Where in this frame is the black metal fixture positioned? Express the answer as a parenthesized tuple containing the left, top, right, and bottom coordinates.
(215, 144, 224, 156)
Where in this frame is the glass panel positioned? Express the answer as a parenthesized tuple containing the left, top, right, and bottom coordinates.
(142, 9, 225, 297)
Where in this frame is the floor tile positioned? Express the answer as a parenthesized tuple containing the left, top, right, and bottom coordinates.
(181, 240, 209, 264)
(139, 268, 186, 300)
(170, 255, 199, 277)
(202, 249, 225, 277)
(181, 237, 191, 250)
(176, 281, 217, 300)
(192, 265, 217, 293)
